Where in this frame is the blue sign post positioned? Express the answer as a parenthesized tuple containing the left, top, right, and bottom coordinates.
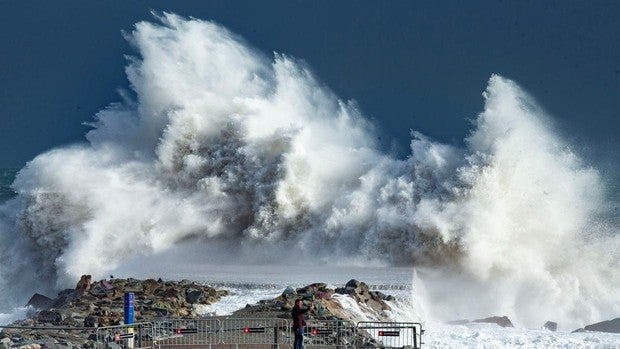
(124, 292, 135, 347)
(124, 292, 135, 325)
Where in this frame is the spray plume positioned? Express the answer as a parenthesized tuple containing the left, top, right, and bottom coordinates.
(0, 13, 617, 328)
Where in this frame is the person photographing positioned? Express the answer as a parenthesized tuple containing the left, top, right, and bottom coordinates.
(291, 298, 314, 349)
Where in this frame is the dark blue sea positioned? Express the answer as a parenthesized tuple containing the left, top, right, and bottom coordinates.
(0, 168, 18, 203)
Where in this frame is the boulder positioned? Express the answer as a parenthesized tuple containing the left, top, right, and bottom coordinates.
(282, 286, 296, 296)
(152, 307, 170, 317)
(473, 316, 513, 328)
(83, 315, 98, 327)
(345, 279, 361, 288)
(370, 291, 394, 301)
(37, 310, 65, 324)
(25, 293, 52, 310)
(185, 288, 202, 304)
(583, 317, 620, 333)
(142, 279, 159, 293)
(75, 275, 92, 291)
(543, 321, 557, 331)
(51, 289, 79, 308)
(0, 337, 13, 349)
(334, 287, 354, 295)
(345, 279, 370, 295)
(296, 283, 327, 295)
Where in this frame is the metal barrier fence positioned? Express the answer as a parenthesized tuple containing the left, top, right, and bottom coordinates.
(356, 321, 422, 349)
(154, 318, 221, 348)
(95, 322, 155, 349)
(220, 317, 290, 347)
(93, 318, 424, 349)
(304, 319, 356, 348)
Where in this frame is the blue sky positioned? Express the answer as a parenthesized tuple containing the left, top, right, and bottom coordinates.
(1, 1, 618, 174)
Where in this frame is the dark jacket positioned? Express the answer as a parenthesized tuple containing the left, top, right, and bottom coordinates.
(291, 304, 311, 329)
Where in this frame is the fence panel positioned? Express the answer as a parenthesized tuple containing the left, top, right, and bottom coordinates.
(220, 317, 290, 347)
(153, 318, 220, 347)
(355, 321, 422, 349)
(95, 322, 155, 349)
(303, 319, 356, 348)
(93, 318, 424, 349)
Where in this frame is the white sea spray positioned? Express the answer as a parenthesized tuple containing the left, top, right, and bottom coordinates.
(0, 13, 616, 332)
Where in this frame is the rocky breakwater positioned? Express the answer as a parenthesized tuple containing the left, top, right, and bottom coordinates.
(232, 279, 399, 348)
(232, 279, 396, 321)
(1, 275, 229, 348)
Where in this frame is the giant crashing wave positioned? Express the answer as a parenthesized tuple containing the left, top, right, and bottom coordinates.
(0, 13, 618, 328)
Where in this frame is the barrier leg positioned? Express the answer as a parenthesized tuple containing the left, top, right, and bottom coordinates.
(273, 326, 279, 349)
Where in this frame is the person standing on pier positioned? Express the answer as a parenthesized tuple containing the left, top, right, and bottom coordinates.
(292, 298, 314, 349)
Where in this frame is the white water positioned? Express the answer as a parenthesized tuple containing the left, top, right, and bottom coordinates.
(0, 12, 618, 344)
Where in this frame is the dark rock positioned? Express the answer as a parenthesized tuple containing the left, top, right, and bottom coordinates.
(25, 293, 52, 310)
(282, 286, 296, 296)
(583, 317, 620, 333)
(473, 316, 514, 328)
(159, 287, 180, 299)
(543, 321, 557, 331)
(296, 283, 327, 295)
(37, 310, 64, 324)
(185, 288, 202, 304)
(370, 291, 384, 300)
(152, 307, 170, 317)
(84, 315, 98, 327)
(142, 279, 159, 293)
(334, 287, 354, 295)
(51, 289, 80, 308)
(343, 280, 370, 303)
(345, 279, 361, 288)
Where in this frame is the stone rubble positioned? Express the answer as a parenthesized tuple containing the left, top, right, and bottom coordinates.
(2, 275, 229, 348)
(1, 276, 395, 349)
